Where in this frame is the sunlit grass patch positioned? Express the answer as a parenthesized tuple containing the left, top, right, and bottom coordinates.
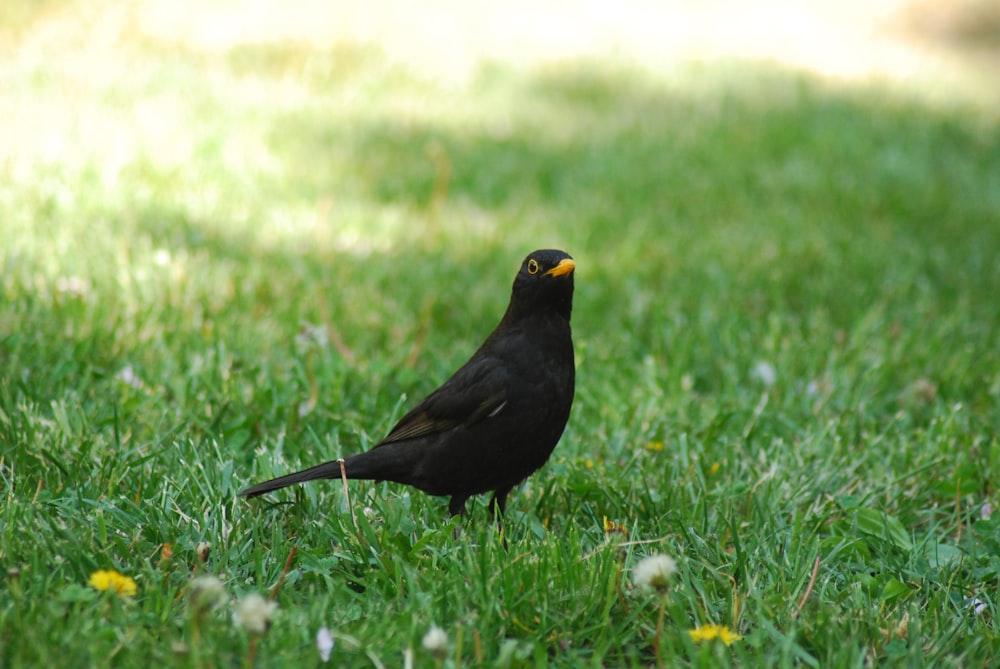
(2, 1, 1000, 666)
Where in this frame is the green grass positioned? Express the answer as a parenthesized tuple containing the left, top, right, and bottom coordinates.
(3, 8, 1000, 668)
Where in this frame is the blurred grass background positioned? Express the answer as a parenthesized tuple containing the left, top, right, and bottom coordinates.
(1, 1, 999, 667)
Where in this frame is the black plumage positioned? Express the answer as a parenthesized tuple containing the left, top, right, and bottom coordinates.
(240, 250, 576, 518)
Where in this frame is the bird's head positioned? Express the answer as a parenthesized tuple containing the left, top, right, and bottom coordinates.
(508, 249, 575, 322)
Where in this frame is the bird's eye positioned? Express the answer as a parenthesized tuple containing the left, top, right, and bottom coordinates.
(527, 259, 539, 274)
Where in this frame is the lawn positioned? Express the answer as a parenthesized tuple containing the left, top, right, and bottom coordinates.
(2, 3, 999, 667)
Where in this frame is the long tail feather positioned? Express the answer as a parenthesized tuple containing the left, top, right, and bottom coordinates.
(239, 444, 422, 498)
(239, 460, 345, 497)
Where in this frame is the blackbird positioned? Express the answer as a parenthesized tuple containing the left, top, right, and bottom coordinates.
(239, 249, 576, 519)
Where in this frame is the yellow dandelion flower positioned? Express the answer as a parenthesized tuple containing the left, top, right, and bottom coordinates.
(88, 569, 138, 597)
(688, 624, 742, 646)
(645, 441, 664, 452)
(603, 516, 627, 537)
(584, 459, 594, 470)
(710, 462, 721, 474)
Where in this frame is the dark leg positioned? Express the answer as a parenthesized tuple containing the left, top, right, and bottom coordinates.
(489, 486, 513, 543)
(449, 495, 470, 539)
(449, 495, 469, 517)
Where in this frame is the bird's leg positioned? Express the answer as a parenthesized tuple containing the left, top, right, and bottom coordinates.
(449, 495, 469, 539)
(489, 486, 513, 536)
(448, 495, 469, 517)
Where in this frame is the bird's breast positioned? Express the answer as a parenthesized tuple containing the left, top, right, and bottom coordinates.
(502, 323, 574, 423)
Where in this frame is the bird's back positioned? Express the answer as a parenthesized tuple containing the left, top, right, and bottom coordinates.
(361, 310, 574, 498)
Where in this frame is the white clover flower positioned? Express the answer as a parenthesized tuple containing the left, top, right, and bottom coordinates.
(316, 626, 335, 662)
(56, 276, 90, 298)
(422, 625, 448, 658)
(751, 361, 776, 387)
(116, 365, 146, 391)
(232, 593, 278, 635)
(298, 396, 317, 417)
(153, 249, 172, 266)
(632, 554, 677, 593)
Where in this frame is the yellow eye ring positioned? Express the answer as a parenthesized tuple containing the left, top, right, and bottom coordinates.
(527, 259, 539, 274)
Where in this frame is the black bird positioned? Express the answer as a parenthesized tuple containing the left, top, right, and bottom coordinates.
(240, 249, 576, 519)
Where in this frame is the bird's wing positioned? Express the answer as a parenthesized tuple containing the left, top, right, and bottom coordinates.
(377, 356, 509, 445)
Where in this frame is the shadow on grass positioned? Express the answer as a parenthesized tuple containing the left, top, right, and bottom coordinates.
(7, 56, 1000, 466)
(269, 59, 1000, 322)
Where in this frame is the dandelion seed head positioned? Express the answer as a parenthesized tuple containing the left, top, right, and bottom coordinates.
(232, 593, 278, 635)
(632, 554, 677, 593)
(296, 322, 329, 353)
(189, 575, 227, 613)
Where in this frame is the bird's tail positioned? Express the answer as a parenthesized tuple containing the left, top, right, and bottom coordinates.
(239, 459, 346, 498)
(239, 444, 419, 498)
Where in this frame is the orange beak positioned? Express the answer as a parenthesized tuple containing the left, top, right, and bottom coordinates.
(544, 258, 575, 278)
